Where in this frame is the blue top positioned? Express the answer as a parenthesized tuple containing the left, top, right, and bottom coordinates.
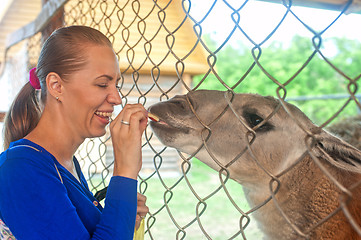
(0, 139, 137, 240)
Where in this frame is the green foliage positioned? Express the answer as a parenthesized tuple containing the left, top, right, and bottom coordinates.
(194, 35, 361, 125)
(142, 159, 263, 239)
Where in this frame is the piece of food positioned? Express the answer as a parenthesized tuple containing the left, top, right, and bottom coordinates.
(148, 112, 160, 122)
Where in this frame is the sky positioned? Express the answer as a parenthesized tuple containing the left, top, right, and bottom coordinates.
(189, 0, 361, 49)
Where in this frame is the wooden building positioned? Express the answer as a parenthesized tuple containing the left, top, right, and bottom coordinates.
(0, 0, 210, 174)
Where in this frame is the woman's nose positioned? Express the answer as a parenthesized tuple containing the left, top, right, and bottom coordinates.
(108, 86, 122, 105)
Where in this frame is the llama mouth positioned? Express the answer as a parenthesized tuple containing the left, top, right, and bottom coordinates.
(148, 112, 193, 135)
(148, 112, 169, 126)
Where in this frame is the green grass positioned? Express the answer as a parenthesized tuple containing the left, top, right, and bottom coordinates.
(139, 160, 264, 240)
(86, 158, 264, 239)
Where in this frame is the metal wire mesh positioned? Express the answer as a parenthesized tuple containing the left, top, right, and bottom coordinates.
(2, 0, 361, 239)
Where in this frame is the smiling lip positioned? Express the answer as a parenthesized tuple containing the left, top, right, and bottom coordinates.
(95, 111, 112, 117)
(95, 111, 113, 124)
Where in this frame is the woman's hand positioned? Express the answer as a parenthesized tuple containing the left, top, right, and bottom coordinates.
(110, 104, 148, 179)
(135, 193, 149, 230)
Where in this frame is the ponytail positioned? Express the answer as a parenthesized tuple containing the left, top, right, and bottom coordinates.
(3, 82, 41, 149)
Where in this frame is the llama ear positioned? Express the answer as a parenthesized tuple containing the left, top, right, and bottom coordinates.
(313, 130, 361, 173)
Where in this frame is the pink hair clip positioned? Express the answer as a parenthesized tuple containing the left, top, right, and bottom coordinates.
(29, 67, 41, 90)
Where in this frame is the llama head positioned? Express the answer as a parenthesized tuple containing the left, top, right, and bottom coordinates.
(149, 90, 361, 187)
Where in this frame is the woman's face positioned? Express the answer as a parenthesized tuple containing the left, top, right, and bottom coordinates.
(61, 45, 122, 139)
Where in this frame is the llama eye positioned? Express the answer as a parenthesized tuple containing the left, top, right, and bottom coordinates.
(243, 112, 274, 132)
(248, 113, 263, 128)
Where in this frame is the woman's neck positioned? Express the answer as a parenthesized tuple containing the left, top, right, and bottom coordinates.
(25, 109, 84, 172)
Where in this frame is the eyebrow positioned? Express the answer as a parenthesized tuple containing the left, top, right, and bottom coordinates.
(95, 74, 121, 82)
(95, 74, 114, 81)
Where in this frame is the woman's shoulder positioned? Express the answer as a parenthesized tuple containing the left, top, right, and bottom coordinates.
(7, 138, 42, 152)
(0, 139, 54, 171)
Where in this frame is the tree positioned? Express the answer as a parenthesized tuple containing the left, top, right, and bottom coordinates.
(193, 35, 361, 124)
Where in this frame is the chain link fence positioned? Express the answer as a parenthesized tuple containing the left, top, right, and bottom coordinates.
(1, 0, 361, 239)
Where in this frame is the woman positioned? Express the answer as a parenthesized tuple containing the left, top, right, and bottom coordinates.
(0, 25, 149, 239)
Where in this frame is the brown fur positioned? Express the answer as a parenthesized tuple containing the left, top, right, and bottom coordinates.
(149, 90, 361, 239)
(279, 155, 361, 239)
(328, 115, 361, 150)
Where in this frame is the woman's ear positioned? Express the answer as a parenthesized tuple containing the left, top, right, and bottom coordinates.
(46, 72, 63, 101)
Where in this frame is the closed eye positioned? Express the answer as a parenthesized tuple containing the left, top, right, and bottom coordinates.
(95, 74, 121, 89)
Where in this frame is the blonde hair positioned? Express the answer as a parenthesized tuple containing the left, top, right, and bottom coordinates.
(3, 26, 112, 149)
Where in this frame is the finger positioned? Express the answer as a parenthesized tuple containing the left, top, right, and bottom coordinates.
(121, 104, 147, 119)
(112, 104, 145, 121)
(110, 105, 144, 132)
(135, 213, 146, 230)
(137, 193, 149, 218)
(115, 104, 147, 128)
(136, 213, 146, 221)
(137, 205, 149, 214)
(137, 192, 147, 203)
(129, 111, 148, 132)
(135, 216, 141, 230)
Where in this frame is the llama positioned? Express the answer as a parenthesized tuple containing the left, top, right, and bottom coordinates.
(327, 114, 361, 150)
(148, 90, 361, 240)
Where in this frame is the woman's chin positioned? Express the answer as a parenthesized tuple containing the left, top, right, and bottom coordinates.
(88, 128, 107, 139)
